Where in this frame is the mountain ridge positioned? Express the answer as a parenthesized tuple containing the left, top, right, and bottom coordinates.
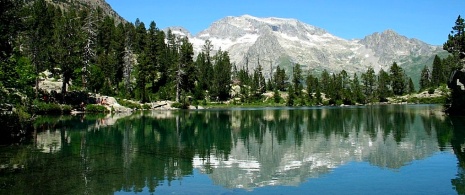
(166, 15, 445, 87)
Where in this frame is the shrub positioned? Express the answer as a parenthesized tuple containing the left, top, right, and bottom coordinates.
(61, 105, 72, 114)
(85, 104, 108, 113)
(33, 100, 67, 115)
(142, 104, 151, 110)
(118, 99, 142, 109)
(171, 102, 189, 109)
(428, 88, 435, 94)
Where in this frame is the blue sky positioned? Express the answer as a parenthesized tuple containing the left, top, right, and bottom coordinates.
(105, 0, 465, 45)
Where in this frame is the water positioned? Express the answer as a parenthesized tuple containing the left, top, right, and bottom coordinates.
(1, 105, 465, 194)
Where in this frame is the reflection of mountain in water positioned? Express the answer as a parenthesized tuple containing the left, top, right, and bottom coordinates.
(1, 105, 454, 194)
(193, 106, 445, 190)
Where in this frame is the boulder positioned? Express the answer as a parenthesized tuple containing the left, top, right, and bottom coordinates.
(446, 70, 465, 115)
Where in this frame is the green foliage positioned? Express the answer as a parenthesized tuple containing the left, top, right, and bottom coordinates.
(428, 88, 435, 94)
(210, 50, 232, 101)
(408, 78, 415, 94)
(431, 55, 445, 87)
(32, 100, 71, 115)
(362, 66, 376, 102)
(273, 89, 281, 103)
(85, 104, 108, 113)
(273, 66, 288, 91)
(419, 66, 432, 91)
(377, 69, 391, 102)
(443, 15, 465, 115)
(118, 99, 142, 109)
(443, 15, 465, 69)
(142, 104, 151, 110)
(171, 102, 189, 109)
(390, 62, 406, 96)
(291, 63, 303, 97)
(408, 96, 447, 104)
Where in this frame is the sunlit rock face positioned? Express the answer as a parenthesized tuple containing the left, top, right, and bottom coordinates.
(168, 15, 444, 83)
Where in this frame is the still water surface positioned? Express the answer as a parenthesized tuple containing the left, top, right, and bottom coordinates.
(1, 105, 465, 194)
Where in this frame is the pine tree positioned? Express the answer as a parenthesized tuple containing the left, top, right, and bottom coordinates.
(443, 15, 465, 70)
(80, 9, 97, 91)
(25, 0, 54, 97)
(408, 77, 415, 94)
(419, 66, 431, 91)
(135, 22, 149, 102)
(179, 37, 195, 96)
(197, 40, 214, 92)
(291, 63, 303, 103)
(361, 67, 376, 103)
(0, 0, 22, 62)
(53, 8, 84, 96)
(320, 69, 330, 95)
(443, 15, 465, 115)
(377, 69, 391, 102)
(305, 74, 317, 101)
(351, 73, 365, 104)
(273, 66, 288, 91)
(146, 21, 160, 94)
(339, 70, 352, 104)
(431, 55, 443, 87)
(390, 62, 406, 96)
(211, 50, 232, 101)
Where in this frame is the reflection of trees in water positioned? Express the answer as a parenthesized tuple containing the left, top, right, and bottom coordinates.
(449, 117, 465, 194)
(0, 105, 457, 194)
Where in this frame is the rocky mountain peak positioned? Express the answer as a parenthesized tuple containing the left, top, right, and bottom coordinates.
(165, 14, 446, 85)
(359, 29, 440, 65)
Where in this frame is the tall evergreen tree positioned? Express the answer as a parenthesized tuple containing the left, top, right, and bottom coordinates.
(25, 0, 54, 96)
(443, 15, 465, 70)
(377, 69, 391, 102)
(351, 73, 365, 104)
(408, 77, 415, 94)
(443, 15, 465, 115)
(273, 66, 288, 91)
(305, 73, 317, 101)
(135, 22, 149, 102)
(80, 9, 97, 91)
(390, 62, 406, 96)
(0, 0, 23, 62)
(178, 37, 195, 98)
(320, 69, 330, 95)
(431, 55, 443, 87)
(251, 62, 266, 96)
(419, 65, 431, 91)
(211, 50, 232, 101)
(145, 21, 160, 94)
(361, 67, 376, 103)
(52, 8, 84, 96)
(292, 63, 303, 97)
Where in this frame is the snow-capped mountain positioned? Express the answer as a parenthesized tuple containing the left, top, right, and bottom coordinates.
(167, 15, 445, 81)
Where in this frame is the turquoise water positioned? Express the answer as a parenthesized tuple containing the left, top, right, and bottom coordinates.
(1, 105, 464, 194)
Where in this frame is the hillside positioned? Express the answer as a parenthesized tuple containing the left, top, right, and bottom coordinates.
(43, 0, 125, 23)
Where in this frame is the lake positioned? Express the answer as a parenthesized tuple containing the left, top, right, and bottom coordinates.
(1, 105, 465, 194)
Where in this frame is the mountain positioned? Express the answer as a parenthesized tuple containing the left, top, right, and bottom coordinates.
(43, 0, 125, 23)
(168, 15, 446, 86)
